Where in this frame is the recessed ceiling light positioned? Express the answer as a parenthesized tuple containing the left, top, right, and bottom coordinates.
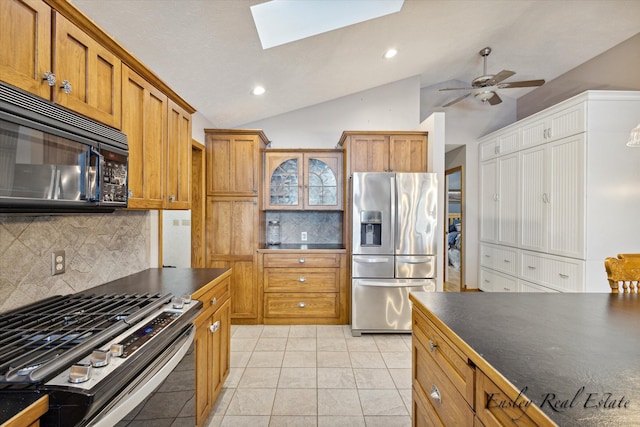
(384, 48, 398, 59)
(252, 86, 266, 96)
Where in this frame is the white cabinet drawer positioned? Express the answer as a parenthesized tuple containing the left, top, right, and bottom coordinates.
(479, 267, 517, 292)
(480, 244, 517, 275)
(518, 279, 559, 293)
(520, 251, 584, 292)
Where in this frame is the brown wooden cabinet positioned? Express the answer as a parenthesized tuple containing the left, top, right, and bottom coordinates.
(166, 100, 191, 209)
(205, 129, 269, 324)
(261, 251, 348, 324)
(264, 150, 343, 210)
(193, 272, 231, 427)
(338, 131, 428, 174)
(122, 65, 167, 209)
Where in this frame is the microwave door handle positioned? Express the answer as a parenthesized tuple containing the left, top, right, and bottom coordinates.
(90, 147, 103, 202)
(53, 169, 61, 200)
(46, 166, 56, 199)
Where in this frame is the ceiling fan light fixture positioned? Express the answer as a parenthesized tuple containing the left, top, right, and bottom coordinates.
(475, 90, 495, 103)
(628, 122, 640, 147)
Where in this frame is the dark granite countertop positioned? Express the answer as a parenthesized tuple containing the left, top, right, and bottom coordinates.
(261, 243, 345, 251)
(0, 268, 228, 424)
(410, 292, 640, 427)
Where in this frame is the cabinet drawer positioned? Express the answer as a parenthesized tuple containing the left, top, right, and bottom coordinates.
(479, 268, 517, 292)
(195, 277, 230, 313)
(264, 268, 339, 292)
(413, 309, 474, 405)
(480, 244, 517, 275)
(264, 293, 338, 318)
(476, 370, 556, 427)
(263, 253, 341, 268)
(413, 384, 445, 427)
(413, 331, 474, 426)
(519, 251, 584, 292)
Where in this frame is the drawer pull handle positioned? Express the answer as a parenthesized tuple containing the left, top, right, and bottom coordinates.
(211, 297, 217, 306)
(484, 254, 491, 258)
(528, 266, 536, 269)
(430, 384, 442, 404)
(299, 258, 306, 263)
(428, 340, 437, 352)
(559, 273, 569, 279)
(504, 287, 510, 291)
(209, 321, 220, 333)
(298, 302, 306, 308)
(298, 277, 306, 282)
(503, 259, 511, 263)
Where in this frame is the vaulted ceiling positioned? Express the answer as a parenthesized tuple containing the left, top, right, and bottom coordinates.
(71, 0, 640, 128)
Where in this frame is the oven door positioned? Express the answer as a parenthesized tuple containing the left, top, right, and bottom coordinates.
(87, 325, 194, 426)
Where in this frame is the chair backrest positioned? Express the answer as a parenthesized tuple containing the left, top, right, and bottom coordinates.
(604, 254, 640, 293)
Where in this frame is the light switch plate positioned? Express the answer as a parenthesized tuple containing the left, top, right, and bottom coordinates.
(301, 232, 307, 241)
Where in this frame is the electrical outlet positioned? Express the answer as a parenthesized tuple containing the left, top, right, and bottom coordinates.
(51, 250, 65, 275)
(301, 232, 307, 241)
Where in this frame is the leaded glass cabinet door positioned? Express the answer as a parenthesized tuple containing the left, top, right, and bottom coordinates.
(304, 152, 343, 210)
(265, 153, 303, 209)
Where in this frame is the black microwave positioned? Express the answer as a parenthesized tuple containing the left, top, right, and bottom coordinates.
(0, 82, 128, 214)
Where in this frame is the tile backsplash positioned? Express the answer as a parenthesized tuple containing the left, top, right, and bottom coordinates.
(0, 210, 151, 313)
(265, 211, 343, 244)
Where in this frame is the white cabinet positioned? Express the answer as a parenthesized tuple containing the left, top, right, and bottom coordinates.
(477, 91, 640, 293)
(479, 268, 517, 292)
(519, 280, 559, 293)
(520, 134, 585, 259)
(479, 153, 518, 246)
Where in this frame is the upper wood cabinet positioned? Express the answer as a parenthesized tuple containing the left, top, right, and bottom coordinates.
(264, 150, 343, 210)
(53, 13, 121, 128)
(205, 129, 270, 196)
(0, 0, 52, 99)
(338, 131, 428, 174)
(122, 65, 167, 209)
(166, 100, 191, 209)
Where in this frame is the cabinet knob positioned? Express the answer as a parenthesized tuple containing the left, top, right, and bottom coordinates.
(428, 340, 437, 352)
(209, 320, 220, 333)
(298, 277, 306, 282)
(297, 302, 306, 308)
(128, 190, 134, 198)
(298, 258, 306, 263)
(211, 297, 217, 306)
(253, 188, 257, 193)
(169, 195, 176, 202)
(42, 71, 56, 86)
(60, 80, 72, 94)
(430, 384, 442, 404)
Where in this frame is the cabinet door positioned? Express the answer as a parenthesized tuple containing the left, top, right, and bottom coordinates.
(207, 259, 259, 322)
(519, 145, 547, 253)
(349, 135, 389, 172)
(210, 299, 231, 399)
(0, 0, 52, 99)
(166, 100, 191, 209)
(194, 312, 212, 427)
(304, 152, 342, 210)
(497, 153, 518, 246)
(479, 160, 497, 243)
(54, 13, 121, 128)
(206, 197, 258, 256)
(389, 135, 427, 172)
(264, 153, 303, 209)
(121, 65, 167, 209)
(206, 134, 260, 196)
(547, 135, 585, 258)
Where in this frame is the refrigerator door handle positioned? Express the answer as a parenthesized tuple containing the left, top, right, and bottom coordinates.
(391, 174, 398, 251)
(357, 280, 428, 288)
(353, 257, 392, 264)
(397, 258, 432, 264)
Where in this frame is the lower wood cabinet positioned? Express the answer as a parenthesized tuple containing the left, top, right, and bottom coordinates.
(192, 271, 231, 427)
(260, 250, 348, 324)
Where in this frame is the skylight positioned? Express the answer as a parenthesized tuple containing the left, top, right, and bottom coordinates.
(250, 0, 404, 50)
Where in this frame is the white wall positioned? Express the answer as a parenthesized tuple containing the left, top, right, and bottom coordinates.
(191, 111, 216, 144)
(242, 76, 421, 148)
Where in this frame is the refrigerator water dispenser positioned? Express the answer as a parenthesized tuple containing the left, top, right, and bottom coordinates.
(360, 211, 382, 246)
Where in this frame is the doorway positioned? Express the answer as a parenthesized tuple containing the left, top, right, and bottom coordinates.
(444, 166, 464, 291)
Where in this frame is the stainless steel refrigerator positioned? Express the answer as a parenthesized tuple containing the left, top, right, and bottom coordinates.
(351, 172, 437, 336)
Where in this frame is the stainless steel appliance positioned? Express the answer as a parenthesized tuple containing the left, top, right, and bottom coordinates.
(351, 172, 437, 336)
(0, 82, 128, 213)
(0, 292, 201, 426)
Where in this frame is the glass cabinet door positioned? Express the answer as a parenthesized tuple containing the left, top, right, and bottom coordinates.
(265, 153, 302, 209)
(304, 153, 342, 210)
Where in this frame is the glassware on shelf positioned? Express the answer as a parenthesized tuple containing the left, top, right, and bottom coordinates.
(267, 220, 281, 245)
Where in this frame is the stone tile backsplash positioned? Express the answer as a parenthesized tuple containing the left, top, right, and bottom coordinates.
(265, 211, 342, 244)
(0, 210, 150, 313)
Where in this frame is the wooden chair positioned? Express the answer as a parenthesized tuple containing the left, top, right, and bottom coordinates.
(604, 254, 640, 293)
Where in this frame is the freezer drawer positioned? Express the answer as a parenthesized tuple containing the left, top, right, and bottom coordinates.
(351, 278, 436, 335)
(352, 255, 394, 278)
(396, 255, 436, 279)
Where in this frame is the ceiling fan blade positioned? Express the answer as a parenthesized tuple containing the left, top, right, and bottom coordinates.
(439, 87, 475, 92)
(488, 92, 502, 105)
(489, 70, 515, 85)
(498, 79, 545, 89)
(442, 92, 471, 107)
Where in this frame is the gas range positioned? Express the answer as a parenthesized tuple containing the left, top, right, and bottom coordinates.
(0, 291, 202, 426)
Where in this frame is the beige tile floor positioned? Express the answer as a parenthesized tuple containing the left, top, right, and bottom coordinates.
(205, 324, 413, 427)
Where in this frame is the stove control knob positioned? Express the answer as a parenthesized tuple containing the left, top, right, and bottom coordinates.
(110, 344, 124, 357)
(90, 349, 111, 367)
(69, 364, 92, 384)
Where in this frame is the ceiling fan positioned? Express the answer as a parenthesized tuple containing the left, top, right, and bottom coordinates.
(440, 47, 545, 107)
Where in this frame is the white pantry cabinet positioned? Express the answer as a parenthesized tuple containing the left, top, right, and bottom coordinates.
(478, 91, 640, 292)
